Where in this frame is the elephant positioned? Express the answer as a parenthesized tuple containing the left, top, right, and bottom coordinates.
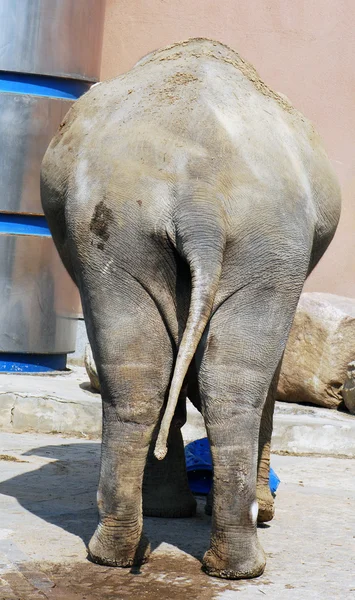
(40, 38, 341, 579)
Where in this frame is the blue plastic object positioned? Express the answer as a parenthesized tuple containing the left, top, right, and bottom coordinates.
(185, 438, 213, 494)
(185, 437, 280, 496)
(0, 72, 91, 100)
(269, 466, 281, 495)
(0, 214, 51, 236)
(0, 354, 67, 373)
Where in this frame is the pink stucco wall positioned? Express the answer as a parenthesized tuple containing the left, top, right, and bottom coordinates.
(100, 0, 355, 296)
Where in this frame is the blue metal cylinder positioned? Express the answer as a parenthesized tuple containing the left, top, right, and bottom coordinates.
(0, 0, 106, 371)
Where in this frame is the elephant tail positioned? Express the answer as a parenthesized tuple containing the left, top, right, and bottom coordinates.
(154, 201, 226, 460)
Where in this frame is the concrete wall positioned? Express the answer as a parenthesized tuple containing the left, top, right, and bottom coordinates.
(100, 0, 355, 297)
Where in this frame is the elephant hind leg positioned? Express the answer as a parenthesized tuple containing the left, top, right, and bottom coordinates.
(203, 358, 281, 524)
(143, 418, 197, 518)
(143, 367, 196, 517)
(79, 272, 174, 568)
(257, 362, 281, 523)
(198, 285, 302, 580)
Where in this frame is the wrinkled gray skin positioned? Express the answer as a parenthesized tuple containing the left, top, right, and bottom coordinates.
(41, 39, 341, 580)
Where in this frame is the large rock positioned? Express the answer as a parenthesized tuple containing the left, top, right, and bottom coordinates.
(277, 293, 355, 409)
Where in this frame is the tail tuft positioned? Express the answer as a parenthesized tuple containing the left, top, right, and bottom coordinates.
(154, 443, 168, 461)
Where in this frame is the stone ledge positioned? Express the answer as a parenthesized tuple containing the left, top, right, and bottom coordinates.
(0, 367, 354, 457)
(271, 402, 355, 457)
(0, 367, 102, 439)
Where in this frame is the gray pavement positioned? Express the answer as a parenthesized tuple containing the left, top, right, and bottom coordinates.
(0, 431, 354, 599)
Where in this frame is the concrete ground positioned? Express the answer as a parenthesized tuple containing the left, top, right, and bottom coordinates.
(0, 431, 354, 600)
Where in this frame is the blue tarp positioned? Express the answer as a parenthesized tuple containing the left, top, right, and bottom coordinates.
(185, 437, 280, 495)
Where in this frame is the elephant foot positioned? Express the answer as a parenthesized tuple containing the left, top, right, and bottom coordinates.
(88, 522, 150, 567)
(202, 537, 266, 580)
(143, 488, 197, 518)
(257, 485, 275, 523)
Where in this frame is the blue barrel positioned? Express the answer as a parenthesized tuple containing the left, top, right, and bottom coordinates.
(0, 0, 106, 372)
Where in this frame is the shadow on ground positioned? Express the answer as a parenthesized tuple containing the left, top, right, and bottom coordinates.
(0, 442, 212, 562)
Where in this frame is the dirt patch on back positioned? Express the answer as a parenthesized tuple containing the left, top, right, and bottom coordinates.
(155, 71, 199, 104)
(139, 37, 297, 115)
(168, 72, 199, 86)
(208, 53, 295, 114)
